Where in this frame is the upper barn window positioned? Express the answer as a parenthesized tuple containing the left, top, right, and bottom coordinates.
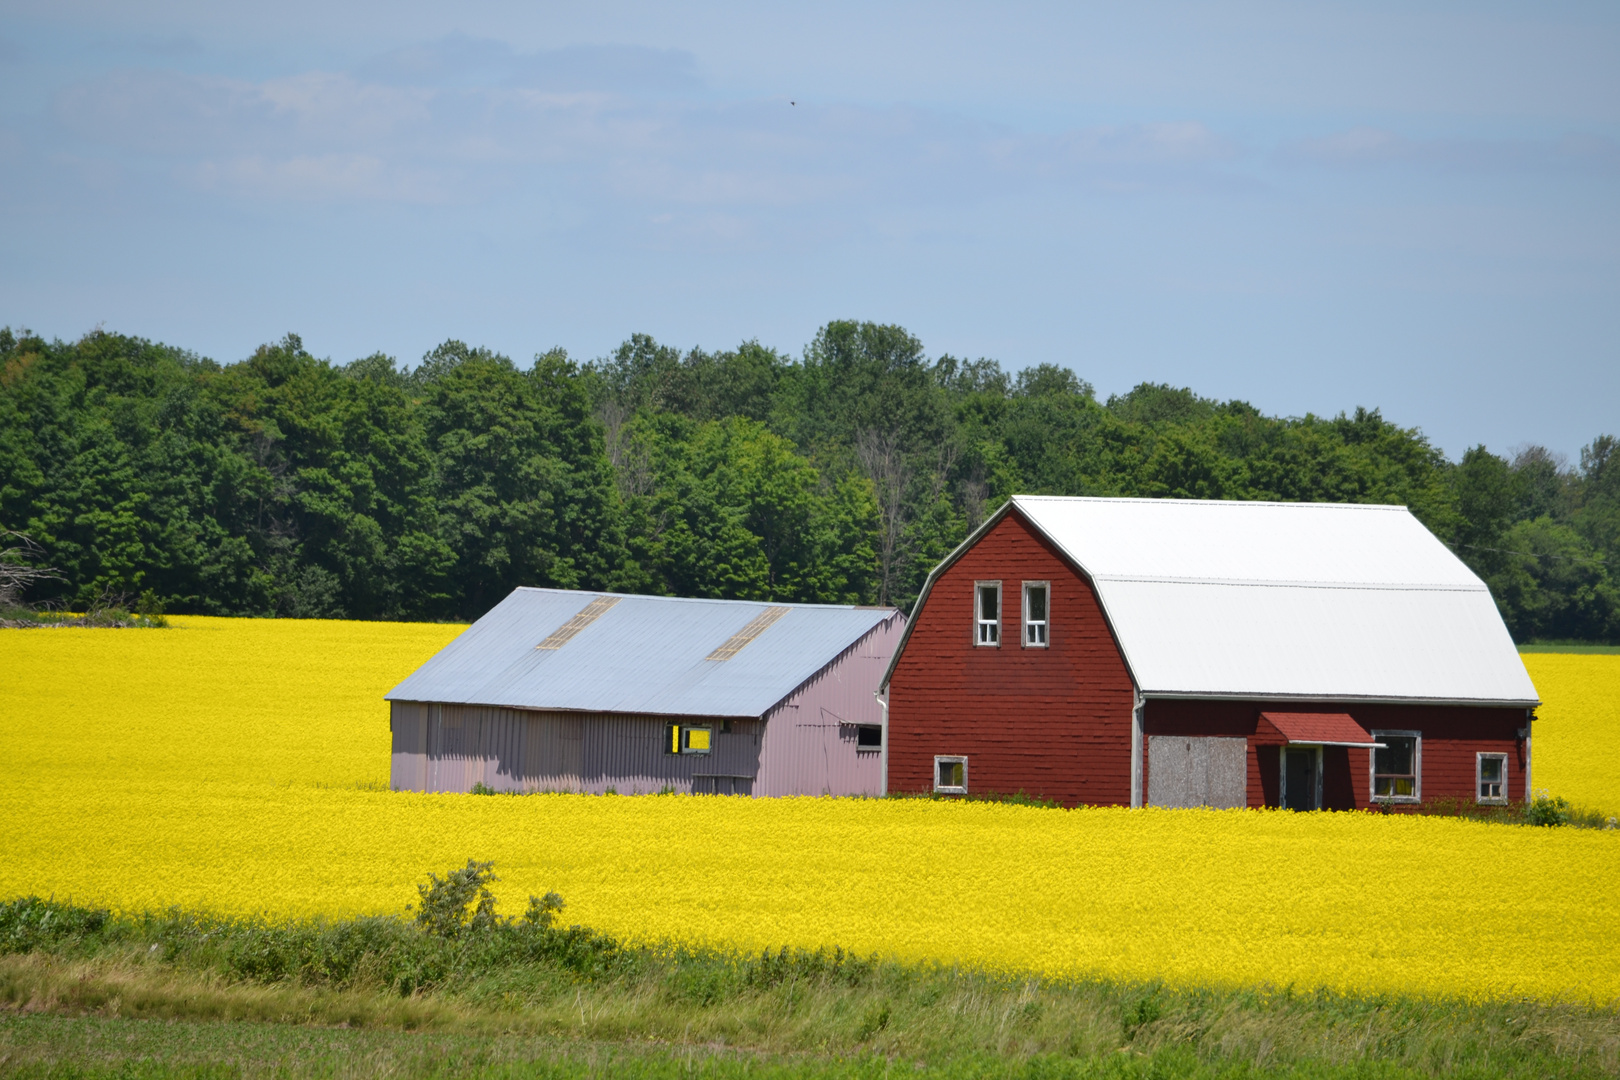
(1371, 730, 1420, 803)
(975, 582, 1001, 646)
(1023, 582, 1049, 647)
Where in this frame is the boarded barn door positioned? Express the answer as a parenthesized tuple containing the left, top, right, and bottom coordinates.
(1146, 736, 1246, 808)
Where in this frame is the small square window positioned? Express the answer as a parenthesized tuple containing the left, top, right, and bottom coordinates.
(934, 755, 968, 794)
(1477, 753, 1508, 805)
(975, 582, 1001, 646)
(1023, 582, 1049, 647)
(856, 724, 883, 751)
(1371, 731, 1420, 802)
(666, 724, 713, 755)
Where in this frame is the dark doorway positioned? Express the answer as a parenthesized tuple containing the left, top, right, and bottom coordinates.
(1283, 747, 1318, 811)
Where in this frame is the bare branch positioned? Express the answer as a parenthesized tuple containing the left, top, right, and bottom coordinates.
(856, 429, 913, 607)
(0, 530, 63, 607)
(597, 402, 654, 499)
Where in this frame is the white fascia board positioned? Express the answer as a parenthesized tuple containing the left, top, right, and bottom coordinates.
(1141, 691, 1541, 708)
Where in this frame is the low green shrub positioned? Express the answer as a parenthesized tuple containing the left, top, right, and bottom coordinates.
(1528, 791, 1574, 827)
(0, 897, 111, 952)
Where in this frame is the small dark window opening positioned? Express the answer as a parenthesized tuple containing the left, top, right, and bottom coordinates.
(1373, 735, 1417, 798)
(856, 724, 882, 749)
(1478, 753, 1507, 803)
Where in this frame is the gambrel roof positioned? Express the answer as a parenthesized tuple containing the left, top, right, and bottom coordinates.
(389, 588, 900, 718)
(883, 496, 1538, 707)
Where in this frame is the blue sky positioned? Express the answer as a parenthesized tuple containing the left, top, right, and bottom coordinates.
(1, 1, 1616, 461)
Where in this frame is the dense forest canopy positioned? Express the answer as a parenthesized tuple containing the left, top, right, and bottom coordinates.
(1, 322, 1615, 642)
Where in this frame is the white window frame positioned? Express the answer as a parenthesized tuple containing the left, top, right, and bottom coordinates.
(1476, 752, 1509, 805)
(934, 755, 968, 795)
(1278, 744, 1323, 812)
(666, 723, 714, 756)
(855, 724, 883, 753)
(1022, 581, 1050, 648)
(974, 581, 1001, 647)
(1370, 729, 1421, 804)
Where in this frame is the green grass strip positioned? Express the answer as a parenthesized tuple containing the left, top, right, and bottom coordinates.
(1, 897, 1617, 1079)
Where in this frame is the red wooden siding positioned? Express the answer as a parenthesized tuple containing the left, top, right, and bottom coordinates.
(886, 511, 1137, 806)
(1144, 700, 1530, 809)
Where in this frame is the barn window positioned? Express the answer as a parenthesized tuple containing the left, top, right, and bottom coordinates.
(975, 582, 1001, 646)
(1022, 582, 1049, 647)
(1476, 753, 1508, 805)
(1371, 731, 1420, 803)
(856, 724, 883, 751)
(934, 755, 968, 794)
(666, 724, 713, 755)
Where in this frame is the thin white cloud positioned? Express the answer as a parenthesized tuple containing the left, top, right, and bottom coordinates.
(189, 153, 446, 203)
(358, 35, 704, 93)
(1289, 126, 1408, 166)
(1287, 126, 1620, 174)
(43, 44, 1250, 208)
(55, 69, 434, 155)
(1058, 122, 1235, 166)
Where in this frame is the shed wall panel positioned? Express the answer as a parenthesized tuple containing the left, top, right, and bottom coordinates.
(389, 701, 428, 792)
(393, 703, 764, 795)
(756, 615, 902, 797)
(886, 512, 1137, 806)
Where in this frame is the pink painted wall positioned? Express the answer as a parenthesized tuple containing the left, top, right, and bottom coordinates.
(754, 612, 905, 797)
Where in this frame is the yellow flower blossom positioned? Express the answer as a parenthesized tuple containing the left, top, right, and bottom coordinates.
(1522, 653, 1620, 814)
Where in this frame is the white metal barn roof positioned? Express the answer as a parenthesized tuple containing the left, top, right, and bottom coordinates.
(387, 588, 899, 718)
(891, 496, 1538, 706)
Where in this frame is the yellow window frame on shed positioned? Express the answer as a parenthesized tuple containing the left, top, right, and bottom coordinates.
(666, 723, 714, 755)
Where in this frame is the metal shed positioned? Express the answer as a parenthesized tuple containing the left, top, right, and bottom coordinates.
(387, 588, 904, 796)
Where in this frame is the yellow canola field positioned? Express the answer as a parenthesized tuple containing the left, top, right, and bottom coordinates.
(1521, 652, 1620, 813)
(2, 616, 1618, 1006)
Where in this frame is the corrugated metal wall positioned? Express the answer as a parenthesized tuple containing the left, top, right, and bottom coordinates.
(755, 613, 903, 797)
(389, 611, 904, 797)
(390, 702, 763, 794)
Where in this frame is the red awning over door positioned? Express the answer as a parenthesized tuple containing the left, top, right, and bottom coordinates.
(1259, 712, 1381, 748)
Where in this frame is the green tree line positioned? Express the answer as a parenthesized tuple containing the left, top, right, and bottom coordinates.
(1, 322, 1615, 641)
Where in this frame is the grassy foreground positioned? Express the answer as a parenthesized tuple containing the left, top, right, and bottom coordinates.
(2, 898, 1618, 1080)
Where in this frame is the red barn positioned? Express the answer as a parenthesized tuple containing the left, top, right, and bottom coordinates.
(879, 496, 1539, 811)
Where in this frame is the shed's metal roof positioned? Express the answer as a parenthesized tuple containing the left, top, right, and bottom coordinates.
(387, 588, 900, 718)
(887, 496, 1538, 706)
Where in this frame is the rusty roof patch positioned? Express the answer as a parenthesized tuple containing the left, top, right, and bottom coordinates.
(536, 595, 620, 650)
(706, 605, 788, 661)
